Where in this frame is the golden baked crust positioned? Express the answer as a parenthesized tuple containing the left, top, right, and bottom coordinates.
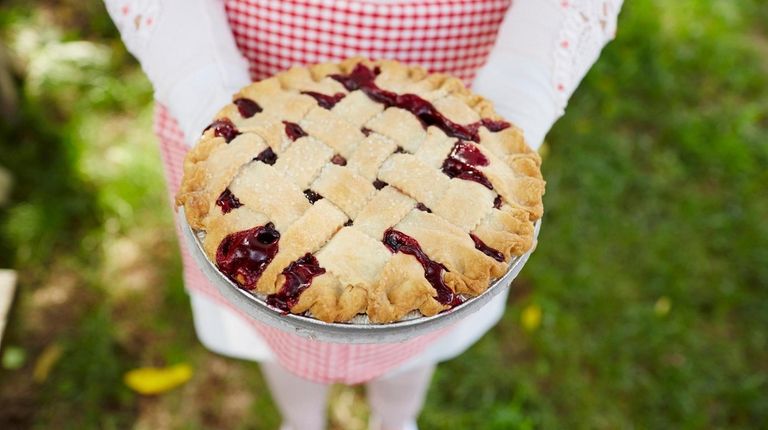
(176, 58, 545, 323)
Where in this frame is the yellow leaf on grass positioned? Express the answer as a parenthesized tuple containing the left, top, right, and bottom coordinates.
(124, 363, 193, 395)
(33, 343, 63, 383)
(654, 296, 672, 316)
(521, 303, 542, 332)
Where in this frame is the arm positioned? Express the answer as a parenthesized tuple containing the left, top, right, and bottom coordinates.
(474, 0, 623, 150)
(104, 0, 251, 144)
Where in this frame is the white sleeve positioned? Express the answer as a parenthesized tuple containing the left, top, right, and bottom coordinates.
(104, 0, 251, 144)
(473, 0, 623, 150)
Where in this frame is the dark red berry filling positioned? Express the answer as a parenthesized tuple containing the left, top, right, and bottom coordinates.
(331, 154, 347, 166)
(301, 91, 346, 109)
(493, 195, 503, 209)
(331, 64, 510, 142)
(450, 141, 489, 166)
(283, 121, 308, 141)
(442, 158, 493, 190)
(441, 141, 494, 190)
(480, 118, 511, 132)
(361, 127, 373, 136)
(206, 118, 240, 143)
(373, 179, 388, 190)
(470, 233, 504, 263)
(254, 147, 277, 165)
(215, 188, 243, 214)
(266, 253, 326, 312)
(303, 189, 323, 204)
(383, 228, 463, 307)
(394, 146, 406, 154)
(344, 219, 353, 227)
(216, 223, 280, 289)
(415, 203, 432, 213)
(234, 98, 263, 118)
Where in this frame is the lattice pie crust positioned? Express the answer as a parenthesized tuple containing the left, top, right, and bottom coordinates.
(177, 59, 544, 323)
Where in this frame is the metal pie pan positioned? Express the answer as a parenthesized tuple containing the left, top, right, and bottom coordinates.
(180, 207, 539, 344)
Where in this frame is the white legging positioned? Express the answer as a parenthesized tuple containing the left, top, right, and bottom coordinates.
(261, 361, 435, 430)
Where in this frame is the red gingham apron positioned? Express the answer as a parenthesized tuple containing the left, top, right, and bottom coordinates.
(155, 0, 511, 384)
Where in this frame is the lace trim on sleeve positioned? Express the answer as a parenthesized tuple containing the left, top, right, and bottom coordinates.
(104, 0, 161, 54)
(553, 0, 622, 113)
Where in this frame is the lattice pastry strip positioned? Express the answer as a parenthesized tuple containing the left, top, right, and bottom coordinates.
(364, 108, 427, 153)
(329, 187, 453, 323)
(374, 124, 532, 243)
(238, 116, 295, 154)
(463, 142, 545, 219)
(213, 87, 320, 155)
(229, 161, 310, 231)
(405, 126, 500, 231)
(232, 77, 283, 106)
(271, 226, 391, 323)
(478, 127, 539, 163)
(414, 135, 543, 244)
(431, 94, 483, 125)
(431, 179, 496, 232)
(331, 90, 385, 128)
(273, 136, 334, 190)
(278, 65, 347, 95)
(255, 199, 348, 293)
(274, 224, 434, 323)
(178, 133, 267, 228)
(375, 132, 532, 261)
(377, 154, 451, 209)
(354, 186, 416, 241)
(370, 59, 429, 94)
(412, 127, 456, 168)
(311, 165, 377, 220)
(395, 210, 507, 295)
(300, 107, 366, 158)
(316, 227, 392, 289)
(346, 133, 399, 181)
(177, 59, 545, 323)
(235, 78, 317, 123)
(286, 183, 453, 323)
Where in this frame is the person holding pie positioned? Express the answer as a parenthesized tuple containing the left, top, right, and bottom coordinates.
(106, 1, 622, 429)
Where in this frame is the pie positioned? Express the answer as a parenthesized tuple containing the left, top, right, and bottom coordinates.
(176, 58, 544, 323)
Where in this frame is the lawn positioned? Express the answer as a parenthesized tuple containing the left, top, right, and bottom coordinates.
(1, 0, 767, 429)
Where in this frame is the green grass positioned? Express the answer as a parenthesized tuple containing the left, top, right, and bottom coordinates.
(1, 0, 767, 429)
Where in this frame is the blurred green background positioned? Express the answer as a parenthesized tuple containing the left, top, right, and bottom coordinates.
(1, 0, 767, 429)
